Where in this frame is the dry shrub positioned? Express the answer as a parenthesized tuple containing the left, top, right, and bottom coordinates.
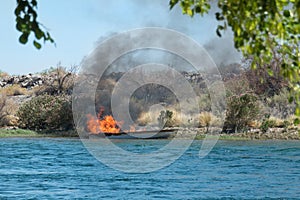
(137, 108, 197, 128)
(137, 112, 158, 126)
(247, 120, 261, 129)
(264, 88, 295, 119)
(268, 116, 285, 128)
(225, 74, 250, 96)
(0, 84, 27, 96)
(36, 65, 77, 95)
(1, 115, 19, 126)
(49, 66, 74, 94)
(198, 112, 222, 132)
(0, 71, 9, 78)
(199, 112, 213, 127)
(137, 107, 166, 127)
(0, 94, 8, 125)
(172, 111, 199, 127)
(287, 115, 300, 129)
(29, 85, 44, 95)
(0, 94, 18, 126)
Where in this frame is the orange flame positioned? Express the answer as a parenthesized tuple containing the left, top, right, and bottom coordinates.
(86, 106, 132, 134)
(99, 115, 121, 133)
(86, 114, 101, 133)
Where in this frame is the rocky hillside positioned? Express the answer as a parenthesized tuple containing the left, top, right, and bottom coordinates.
(0, 73, 58, 89)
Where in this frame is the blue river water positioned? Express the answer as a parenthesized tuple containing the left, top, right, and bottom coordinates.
(0, 138, 300, 199)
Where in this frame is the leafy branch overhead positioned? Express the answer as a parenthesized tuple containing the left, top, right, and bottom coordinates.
(15, 0, 55, 49)
(169, 0, 300, 121)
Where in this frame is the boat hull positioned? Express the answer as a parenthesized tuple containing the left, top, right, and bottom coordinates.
(89, 129, 176, 139)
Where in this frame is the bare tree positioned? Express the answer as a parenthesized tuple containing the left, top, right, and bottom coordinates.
(37, 63, 78, 95)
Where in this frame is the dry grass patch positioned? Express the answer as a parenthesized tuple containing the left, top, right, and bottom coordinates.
(0, 84, 28, 96)
(198, 112, 222, 132)
(0, 94, 19, 127)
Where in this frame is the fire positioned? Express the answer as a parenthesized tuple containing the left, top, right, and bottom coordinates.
(99, 115, 121, 133)
(86, 114, 101, 133)
(86, 107, 126, 134)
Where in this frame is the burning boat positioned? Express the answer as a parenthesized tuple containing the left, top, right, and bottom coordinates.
(88, 129, 176, 139)
(86, 108, 177, 139)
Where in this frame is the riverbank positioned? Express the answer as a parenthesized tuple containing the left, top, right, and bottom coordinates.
(0, 128, 78, 138)
(1, 127, 300, 140)
(176, 127, 300, 140)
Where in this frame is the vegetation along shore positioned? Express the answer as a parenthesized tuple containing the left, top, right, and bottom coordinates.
(0, 63, 299, 140)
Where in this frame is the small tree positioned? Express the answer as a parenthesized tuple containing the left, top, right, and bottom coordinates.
(223, 93, 260, 133)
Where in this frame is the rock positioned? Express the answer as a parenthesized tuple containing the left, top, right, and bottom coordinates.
(6, 77, 14, 84)
(4, 126, 18, 130)
(0, 81, 6, 87)
(32, 75, 42, 81)
(13, 77, 20, 84)
(21, 81, 29, 88)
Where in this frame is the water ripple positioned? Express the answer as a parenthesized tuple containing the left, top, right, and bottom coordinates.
(0, 138, 300, 199)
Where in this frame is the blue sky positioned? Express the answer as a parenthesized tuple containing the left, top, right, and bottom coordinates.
(0, 0, 239, 75)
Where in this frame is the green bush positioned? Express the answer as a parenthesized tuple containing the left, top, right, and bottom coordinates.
(223, 93, 260, 133)
(17, 95, 73, 130)
(158, 110, 174, 127)
(260, 115, 275, 133)
(259, 114, 290, 133)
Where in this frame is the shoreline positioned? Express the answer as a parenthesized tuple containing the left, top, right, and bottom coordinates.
(1, 128, 299, 140)
(0, 128, 78, 139)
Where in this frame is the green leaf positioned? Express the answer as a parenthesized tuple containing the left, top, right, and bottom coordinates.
(294, 118, 300, 125)
(267, 69, 274, 76)
(31, 0, 37, 7)
(216, 25, 224, 37)
(33, 40, 41, 49)
(169, 0, 179, 9)
(14, 5, 22, 16)
(34, 28, 44, 39)
(215, 12, 224, 21)
(296, 107, 300, 116)
(187, 8, 194, 16)
(283, 10, 290, 17)
(16, 22, 22, 31)
(195, 5, 201, 13)
(216, 29, 221, 37)
(19, 33, 29, 44)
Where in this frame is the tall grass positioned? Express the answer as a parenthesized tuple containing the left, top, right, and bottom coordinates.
(0, 85, 28, 96)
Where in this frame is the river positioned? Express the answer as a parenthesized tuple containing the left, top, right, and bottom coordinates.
(1, 138, 300, 199)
